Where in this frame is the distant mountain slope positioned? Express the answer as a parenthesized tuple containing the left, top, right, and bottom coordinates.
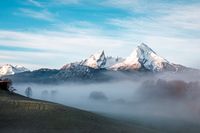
(0, 90, 157, 133)
(0, 64, 29, 77)
(4, 68, 60, 83)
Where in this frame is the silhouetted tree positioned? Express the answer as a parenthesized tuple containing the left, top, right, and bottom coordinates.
(25, 87, 32, 98)
(89, 91, 108, 101)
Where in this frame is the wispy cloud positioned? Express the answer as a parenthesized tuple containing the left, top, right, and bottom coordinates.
(27, 0, 44, 7)
(0, 45, 43, 52)
(102, 0, 139, 9)
(55, 0, 80, 4)
(108, 3, 200, 37)
(162, 5, 200, 30)
(17, 8, 55, 21)
(0, 24, 132, 69)
(26, 0, 81, 7)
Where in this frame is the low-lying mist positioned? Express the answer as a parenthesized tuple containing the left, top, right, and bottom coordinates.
(14, 81, 140, 113)
(13, 71, 200, 130)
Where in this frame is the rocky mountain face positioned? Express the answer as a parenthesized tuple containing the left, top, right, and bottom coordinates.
(81, 51, 107, 69)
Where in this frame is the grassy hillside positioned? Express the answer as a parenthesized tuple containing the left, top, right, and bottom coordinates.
(0, 90, 157, 133)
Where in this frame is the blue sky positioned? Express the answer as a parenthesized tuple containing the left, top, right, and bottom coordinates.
(0, 0, 200, 69)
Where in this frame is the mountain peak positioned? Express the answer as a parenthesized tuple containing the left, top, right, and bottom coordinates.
(93, 50, 105, 59)
(111, 43, 172, 72)
(81, 50, 106, 69)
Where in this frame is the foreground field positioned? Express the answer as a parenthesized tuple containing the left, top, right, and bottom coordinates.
(0, 90, 158, 133)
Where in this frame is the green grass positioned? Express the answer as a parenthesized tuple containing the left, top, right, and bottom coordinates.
(0, 90, 158, 133)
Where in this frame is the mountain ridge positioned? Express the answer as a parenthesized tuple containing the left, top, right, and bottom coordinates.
(61, 43, 184, 72)
(2, 43, 198, 83)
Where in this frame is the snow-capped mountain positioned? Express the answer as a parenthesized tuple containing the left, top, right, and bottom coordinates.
(0, 64, 29, 77)
(111, 43, 177, 72)
(81, 51, 107, 69)
(62, 51, 124, 70)
(5, 43, 195, 83)
(61, 43, 182, 72)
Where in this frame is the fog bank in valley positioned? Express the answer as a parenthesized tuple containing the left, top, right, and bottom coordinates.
(13, 72, 200, 131)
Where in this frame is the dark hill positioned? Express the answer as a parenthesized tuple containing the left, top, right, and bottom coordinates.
(0, 89, 157, 133)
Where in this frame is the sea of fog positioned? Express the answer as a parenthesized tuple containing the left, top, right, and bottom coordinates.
(14, 81, 141, 115)
(13, 77, 200, 128)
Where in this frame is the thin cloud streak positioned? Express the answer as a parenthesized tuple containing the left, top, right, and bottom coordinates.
(108, 4, 200, 33)
(17, 8, 55, 21)
(162, 5, 200, 30)
(27, 0, 44, 7)
(0, 45, 43, 52)
(0, 26, 132, 69)
(55, 0, 80, 4)
(0, 29, 125, 52)
(26, 0, 81, 8)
